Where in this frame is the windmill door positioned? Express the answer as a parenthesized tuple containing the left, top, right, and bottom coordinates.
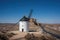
(22, 29, 24, 32)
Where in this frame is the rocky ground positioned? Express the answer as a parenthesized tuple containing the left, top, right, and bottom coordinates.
(0, 31, 58, 40)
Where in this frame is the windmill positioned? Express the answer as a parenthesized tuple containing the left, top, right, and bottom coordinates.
(13, 9, 40, 32)
(14, 9, 33, 32)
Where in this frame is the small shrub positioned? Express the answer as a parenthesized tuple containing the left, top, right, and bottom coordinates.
(39, 36, 47, 40)
(25, 33, 38, 40)
(0, 32, 9, 40)
(7, 33, 16, 37)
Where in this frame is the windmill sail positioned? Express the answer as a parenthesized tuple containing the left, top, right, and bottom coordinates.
(28, 9, 33, 19)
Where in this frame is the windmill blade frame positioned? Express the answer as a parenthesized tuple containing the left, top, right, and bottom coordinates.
(28, 9, 33, 19)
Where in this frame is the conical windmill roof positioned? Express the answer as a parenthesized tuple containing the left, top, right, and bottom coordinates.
(20, 16, 29, 21)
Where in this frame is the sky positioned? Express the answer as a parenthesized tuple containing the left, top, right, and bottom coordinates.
(0, 0, 60, 24)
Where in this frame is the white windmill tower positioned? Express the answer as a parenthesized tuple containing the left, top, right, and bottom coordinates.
(19, 9, 33, 32)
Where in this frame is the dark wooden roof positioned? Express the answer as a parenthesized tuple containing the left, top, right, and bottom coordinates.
(20, 16, 29, 21)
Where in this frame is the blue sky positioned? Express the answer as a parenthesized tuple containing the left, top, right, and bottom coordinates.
(0, 0, 60, 24)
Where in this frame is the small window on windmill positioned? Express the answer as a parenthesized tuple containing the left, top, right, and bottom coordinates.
(22, 25, 24, 27)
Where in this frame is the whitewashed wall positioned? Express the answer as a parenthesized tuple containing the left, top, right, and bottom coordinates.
(19, 21, 29, 32)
